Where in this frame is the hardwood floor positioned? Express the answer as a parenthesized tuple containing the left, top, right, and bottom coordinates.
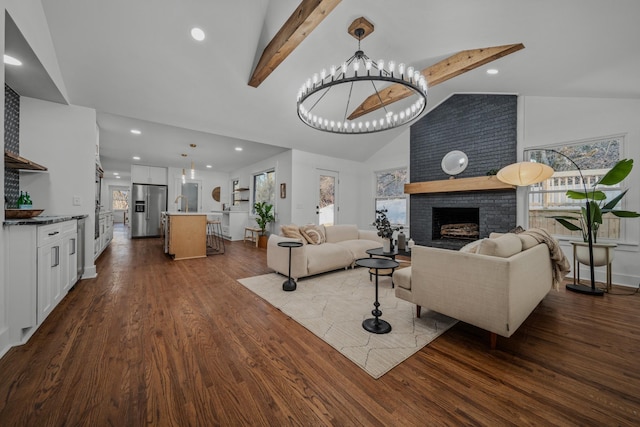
(0, 224, 639, 426)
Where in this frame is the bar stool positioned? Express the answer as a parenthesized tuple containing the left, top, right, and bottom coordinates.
(244, 227, 261, 247)
(206, 217, 225, 255)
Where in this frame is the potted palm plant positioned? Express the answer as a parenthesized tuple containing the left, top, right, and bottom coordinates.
(550, 159, 639, 265)
(254, 201, 275, 248)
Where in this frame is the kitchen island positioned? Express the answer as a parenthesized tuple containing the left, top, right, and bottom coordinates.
(163, 212, 207, 260)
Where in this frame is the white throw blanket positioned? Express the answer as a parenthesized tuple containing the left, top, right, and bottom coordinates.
(522, 228, 571, 290)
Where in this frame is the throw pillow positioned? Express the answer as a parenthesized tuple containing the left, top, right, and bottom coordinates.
(300, 224, 326, 245)
(477, 233, 522, 258)
(509, 225, 526, 234)
(459, 239, 484, 254)
(281, 224, 306, 244)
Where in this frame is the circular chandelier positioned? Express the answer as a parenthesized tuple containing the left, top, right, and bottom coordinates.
(296, 18, 428, 135)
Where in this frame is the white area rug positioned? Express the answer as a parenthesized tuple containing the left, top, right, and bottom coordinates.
(238, 268, 457, 379)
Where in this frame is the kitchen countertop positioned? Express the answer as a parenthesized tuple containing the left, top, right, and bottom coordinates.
(3, 214, 87, 226)
(162, 212, 207, 216)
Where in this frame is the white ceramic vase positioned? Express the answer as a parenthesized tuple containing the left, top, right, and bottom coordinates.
(571, 241, 617, 267)
(382, 238, 391, 253)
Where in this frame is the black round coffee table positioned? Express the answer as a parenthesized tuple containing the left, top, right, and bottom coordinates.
(355, 257, 399, 334)
(366, 247, 399, 259)
(365, 247, 400, 287)
(277, 241, 303, 291)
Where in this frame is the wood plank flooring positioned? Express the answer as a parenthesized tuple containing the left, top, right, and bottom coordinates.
(0, 224, 639, 426)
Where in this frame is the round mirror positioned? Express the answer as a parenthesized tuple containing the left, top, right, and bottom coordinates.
(441, 150, 468, 176)
(211, 186, 221, 202)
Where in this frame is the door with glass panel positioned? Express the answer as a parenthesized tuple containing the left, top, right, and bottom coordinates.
(317, 170, 338, 226)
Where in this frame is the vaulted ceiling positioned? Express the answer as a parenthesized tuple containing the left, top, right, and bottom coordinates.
(11, 1, 640, 179)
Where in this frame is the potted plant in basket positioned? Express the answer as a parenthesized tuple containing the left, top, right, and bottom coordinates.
(373, 208, 402, 253)
(254, 201, 275, 248)
(550, 159, 639, 265)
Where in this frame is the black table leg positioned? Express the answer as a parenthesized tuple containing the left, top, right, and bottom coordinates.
(282, 246, 297, 291)
(362, 267, 391, 334)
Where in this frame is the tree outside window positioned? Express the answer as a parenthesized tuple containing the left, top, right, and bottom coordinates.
(375, 168, 408, 225)
(112, 189, 129, 211)
(253, 170, 275, 213)
(527, 136, 623, 239)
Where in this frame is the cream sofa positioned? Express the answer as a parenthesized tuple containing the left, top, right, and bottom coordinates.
(267, 224, 384, 280)
(393, 232, 558, 348)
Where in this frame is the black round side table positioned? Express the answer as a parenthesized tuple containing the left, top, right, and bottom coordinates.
(277, 241, 303, 291)
(355, 257, 399, 334)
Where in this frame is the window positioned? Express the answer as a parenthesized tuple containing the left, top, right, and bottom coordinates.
(375, 168, 408, 225)
(253, 169, 275, 211)
(232, 179, 240, 206)
(527, 136, 623, 239)
(112, 189, 129, 211)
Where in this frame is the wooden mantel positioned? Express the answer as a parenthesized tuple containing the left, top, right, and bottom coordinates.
(404, 176, 515, 194)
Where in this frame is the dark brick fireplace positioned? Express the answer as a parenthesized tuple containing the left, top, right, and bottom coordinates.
(409, 94, 517, 250)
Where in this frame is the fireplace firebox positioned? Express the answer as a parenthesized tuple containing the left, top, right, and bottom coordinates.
(432, 207, 480, 240)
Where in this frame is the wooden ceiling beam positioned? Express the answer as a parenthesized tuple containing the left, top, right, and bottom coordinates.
(347, 43, 525, 120)
(248, 0, 342, 88)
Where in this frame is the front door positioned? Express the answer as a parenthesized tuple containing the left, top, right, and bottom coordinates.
(317, 170, 338, 226)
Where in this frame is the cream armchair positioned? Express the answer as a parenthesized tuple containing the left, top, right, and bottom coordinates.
(393, 234, 554, 348)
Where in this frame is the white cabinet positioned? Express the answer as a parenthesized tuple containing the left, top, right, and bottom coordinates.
(131, 165, 167, 185)
(36, 221, 77, 324)
(37, 235, 62, 322)
(3, 220, 77, 338)
(94, 211, 113, 259)
(62, 221, 78, 293)
(220, 211, 249, 241)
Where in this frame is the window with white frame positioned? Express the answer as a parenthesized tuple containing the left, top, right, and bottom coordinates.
(253, 169, 276, 212)
(527, 136, 623, 239)
(375, 168, 408, 225)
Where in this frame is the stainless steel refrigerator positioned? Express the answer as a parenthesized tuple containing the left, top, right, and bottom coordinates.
(131, 184, 167, 238)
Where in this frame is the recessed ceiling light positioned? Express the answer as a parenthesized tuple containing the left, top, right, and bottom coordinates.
(235, 147, 243, 151)
(206, 165, 212, 168)
(113, 172, 119, 175)
(191, 27, 205, 41)
(130, 129, 141, 135)
(133, 156, 141, 160)
(4, 54, 22, 66)
(486, 68, 499, 75)
(116, 176, 121, 179)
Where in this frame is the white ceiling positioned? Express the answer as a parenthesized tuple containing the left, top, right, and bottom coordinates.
(8, 1, 640, 180)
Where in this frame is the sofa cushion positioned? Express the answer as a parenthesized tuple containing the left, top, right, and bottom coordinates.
(324, 224, 359, 243)
(490, 232, 539, 251)
(281, 224, 306, 244)
(393, 267, 412, 290)
(336, 239, 383, 260)
(305, 243, 353, 275)
(477, 233, 522, 258)
(300, 224, 326, 245)
(518, 234, 539, 250)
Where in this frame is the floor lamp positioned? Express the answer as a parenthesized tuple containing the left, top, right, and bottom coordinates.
(497, 150, 604, 296)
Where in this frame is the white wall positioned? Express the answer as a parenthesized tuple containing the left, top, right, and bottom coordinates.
(361, 129, 411, 232)
(166, 167, 229, 213)
(520, 96, 640, 287)
(5, 0, 68, 102)
(291, 149, 366, 227)
(232, 150, 292, 233)
(19, 97, 97, 279)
